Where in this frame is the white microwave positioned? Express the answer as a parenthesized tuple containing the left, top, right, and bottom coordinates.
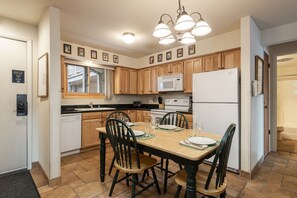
(158, 74, 183, 92)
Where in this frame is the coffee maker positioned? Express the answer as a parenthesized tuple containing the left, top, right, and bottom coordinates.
(188, 96, 193, 112)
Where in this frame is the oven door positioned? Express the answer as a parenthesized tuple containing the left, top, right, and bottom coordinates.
(151, 113, 166, 125)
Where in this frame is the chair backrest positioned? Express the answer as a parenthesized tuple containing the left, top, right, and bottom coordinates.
(107, 111, 131, 122)
(160, 112, 189, 129)
(205, 123, 236, 190)
(106, 118, 140, 169)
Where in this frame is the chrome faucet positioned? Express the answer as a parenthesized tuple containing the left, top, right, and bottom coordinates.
(89, 102, 93, 108)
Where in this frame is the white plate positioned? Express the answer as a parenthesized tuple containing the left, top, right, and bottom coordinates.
(132, 130, 145, 137)
(126, 122, 134, 126)
(188, 137, 216, 145)
(158, 125, 178, 130)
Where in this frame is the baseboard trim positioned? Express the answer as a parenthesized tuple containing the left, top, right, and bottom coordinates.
(251, 156, 264, 179)
(240, 156, 264, 180)
(32, 161, 61, 187)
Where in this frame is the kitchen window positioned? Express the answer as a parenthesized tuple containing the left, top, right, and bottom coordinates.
(62, 58, 112, 98)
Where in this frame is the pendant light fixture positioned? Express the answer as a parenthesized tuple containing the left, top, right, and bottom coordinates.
(152, 0, 212, 45)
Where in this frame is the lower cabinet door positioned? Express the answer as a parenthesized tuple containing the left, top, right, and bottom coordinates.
(82, 119, 101, 148)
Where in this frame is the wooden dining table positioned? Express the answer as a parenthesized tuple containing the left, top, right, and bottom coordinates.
(97, 122, 221, 198)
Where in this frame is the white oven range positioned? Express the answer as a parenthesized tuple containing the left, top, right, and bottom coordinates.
(150, 99, 190, 124)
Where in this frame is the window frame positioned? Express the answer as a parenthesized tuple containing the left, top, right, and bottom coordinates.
(61, 57, 106, 99)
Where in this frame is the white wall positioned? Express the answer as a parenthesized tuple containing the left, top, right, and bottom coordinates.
(0, 17, 39, 163)
(138, 30, 240, 68)
(240, 16, 264, 173)
(277, 78, 297, 128)
(38, 7, 61, 180)
(262, 21, 297, 46)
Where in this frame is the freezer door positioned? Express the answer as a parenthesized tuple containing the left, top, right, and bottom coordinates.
(193, 103, 240, 171)
(193, 68, 238, 103)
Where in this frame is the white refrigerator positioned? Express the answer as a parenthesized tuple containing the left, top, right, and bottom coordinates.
(193, 68, 240, 172)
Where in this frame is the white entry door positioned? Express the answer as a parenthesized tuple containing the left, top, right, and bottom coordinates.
(0, 37, 27, 174)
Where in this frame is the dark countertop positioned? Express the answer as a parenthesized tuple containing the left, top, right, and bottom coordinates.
(61, 104, 159, 114)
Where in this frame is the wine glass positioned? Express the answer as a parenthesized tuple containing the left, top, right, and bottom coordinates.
(197, 121, 204, 137)
(151, 117, 157, 135)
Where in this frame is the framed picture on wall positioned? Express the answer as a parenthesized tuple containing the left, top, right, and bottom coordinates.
(177, 48, 183, 58)
(166, 51, 172, 60)
(91, 50, 97, 59)
(188, 44, 195, 55)
(113, 55, 119, 63)
(149, 56, 154, 64)
(63, 44, 71, 54)
(102, 52, 109, 61)
(157, 54, 163, 62)
(78, 47, 85, 57)
(38, 53, 48, 97)
(255, 55, 264, 95)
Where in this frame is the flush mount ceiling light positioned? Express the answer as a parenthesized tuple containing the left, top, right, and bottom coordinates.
(152, 0, 212, 45)
(122, 32, 135, 44)
(277, 57, 294, 62)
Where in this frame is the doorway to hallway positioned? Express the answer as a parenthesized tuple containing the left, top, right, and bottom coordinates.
(277, 53, 297, 153)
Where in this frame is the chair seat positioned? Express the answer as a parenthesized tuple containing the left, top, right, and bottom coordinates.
(175, 169, 227, 197)
(114, 153, 158, 174)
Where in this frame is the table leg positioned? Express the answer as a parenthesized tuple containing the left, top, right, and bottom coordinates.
(185, 163, 198, 198)
(99, 133, 106, 182)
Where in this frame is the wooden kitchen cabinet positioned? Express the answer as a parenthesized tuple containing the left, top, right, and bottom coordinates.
(184, 114, 193, 128)
(136, 110, 143, 122)
(143, 111, 151, 122)
(114, 67, 137, 94)
(129, 69, 137, 94)
(203, 53, 222, 72)
(221, 49, 241, 69)
(150, 67, 158, 94)
(137, 69, 144, 94)
(81, 112, 102, 148)
(114, 67, 129, 94)
(143, 67, 158, 94)
(158, 61, 183, 76)
(127, 110, 137, 122)
(183, 58, 202, 93)
(101, 111, 114, 126)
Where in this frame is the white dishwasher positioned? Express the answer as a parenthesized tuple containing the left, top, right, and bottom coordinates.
(61, 113, 81, 155)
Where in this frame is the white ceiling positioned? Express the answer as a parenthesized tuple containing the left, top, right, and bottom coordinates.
(1, 0, 297, 58)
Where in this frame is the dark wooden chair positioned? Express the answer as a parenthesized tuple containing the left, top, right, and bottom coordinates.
(159, 112, 189, 194)
(174, 123, 236, 198)
(107, 111, 131, 175)
(106, 118, 161, 197)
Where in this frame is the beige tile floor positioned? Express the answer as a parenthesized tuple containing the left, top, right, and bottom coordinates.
(278, 139, 297, 153)
(31, 145, 297, 198)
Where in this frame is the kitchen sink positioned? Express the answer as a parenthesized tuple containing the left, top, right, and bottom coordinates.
(74, 107, 116, 111)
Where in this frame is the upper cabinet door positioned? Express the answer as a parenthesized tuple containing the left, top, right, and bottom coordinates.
(193, 58, 203, 73)
(158, 64, 170, 76)
(150, 67, 159, 94)
(183, 58, 202, 93)
(170, 61, 184, 74)
(137, 69, 144, 94)
(222, 49, 241, 69)
(129, 69, 137, 94)
(183, 60, 194, 93)
(114, 67, 129, 94)
(143, 68, 151, 94)
(202, 53, 222, 72)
